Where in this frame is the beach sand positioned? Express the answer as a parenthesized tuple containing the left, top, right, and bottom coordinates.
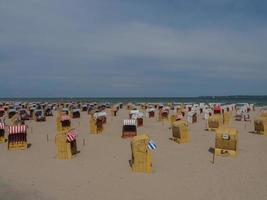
(0, 108, 267, 200)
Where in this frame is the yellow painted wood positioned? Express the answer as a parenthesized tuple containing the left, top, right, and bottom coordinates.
(207, 114, 223, 132)
(254, 117, 267, 135)
(172, 120, 189, 144)
(131, 134, 152, 173)
(215, 127, 238, 157)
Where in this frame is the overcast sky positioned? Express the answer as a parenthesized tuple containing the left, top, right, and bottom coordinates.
(0, 0, 266, 97)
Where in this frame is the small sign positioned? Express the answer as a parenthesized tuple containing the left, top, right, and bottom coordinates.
(222, 133, 230, 140)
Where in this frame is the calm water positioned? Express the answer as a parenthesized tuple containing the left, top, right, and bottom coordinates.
(0, 96, 267, 106)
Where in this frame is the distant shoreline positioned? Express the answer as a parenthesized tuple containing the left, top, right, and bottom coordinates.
(0, 95, 267, 99)
(0, 96, 267, 106)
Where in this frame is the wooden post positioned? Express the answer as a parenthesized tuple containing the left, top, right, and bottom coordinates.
(83, 138, 85, 146)
(212, 151, 215, 164)
(46, 134, 49, 142)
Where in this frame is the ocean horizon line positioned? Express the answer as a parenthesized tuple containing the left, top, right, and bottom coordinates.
(0, 95, 267, 99)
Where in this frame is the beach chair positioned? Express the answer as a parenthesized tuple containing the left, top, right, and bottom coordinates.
(244, 113, 251, 121)
(122, 119, 137, 138)
(169, 112, 182, 125)
(130, 111, 144, 127)
(0, 123, 5, 143)
(0, 108, 5, 117)
(130, 134, 152, 173)
(34, 110, 46, 122)
(71, 109, 81, 119)
(235, 114, 243, 121)
(90, 112, 106, 134)
(127, 103, 134, 110)
(207, 114, 223, 131)
(45, 107, 53, 116)
(129, 109, 139, 119)
(62, 108, 70, 115)
(147, 108, 155, 118)
(136, 117, 143, 127)
(8, 125, 28, 150)
(81, 105, 88, 112)
(187, 112, 197, 123)
(260, 112, 267, 118)
(170, 115, 176, 125)
(111, 107, 118, 117)
(90, 118, 103, 134)
(186, 105, 192, 112)
(254, 117, 267, 135)
(204, 109, 212, 120)
(213, 105, 221, 114)
(171, 120, 189, 144)
(158, 107, 169, 122)
(55, 129, 78, 160)
(8, 109, 17, 119)
(19, 109, 30, 121)
(215, 127, 238, 156)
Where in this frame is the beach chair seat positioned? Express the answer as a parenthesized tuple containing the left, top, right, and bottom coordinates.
(0, 123, 5, 143)
(122, 120, 137, 138)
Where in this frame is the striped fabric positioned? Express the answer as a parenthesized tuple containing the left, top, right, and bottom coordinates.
(9, 125, 27, 134)
(147, 140, 157, 150)
(60, 115, 70, 121)
(67, 130, 77, 142)
(123, 119, 136, 126)
(0, 123, 5, 129)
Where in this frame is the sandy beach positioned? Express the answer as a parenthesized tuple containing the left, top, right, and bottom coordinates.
(0, 107, 267, 200)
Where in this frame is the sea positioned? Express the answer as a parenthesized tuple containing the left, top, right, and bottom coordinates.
(0, 96, 267, 106)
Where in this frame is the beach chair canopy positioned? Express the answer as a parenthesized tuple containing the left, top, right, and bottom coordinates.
(130, 110, 140, 115)
(123, 119, 137, 126)
(93, 112, 107, 119)
(9, 125, 27, 134)
(66, 129, 77, 142)
(9, 109, 17, 113)
(72, 109, 80, 113)
(131, 112, 144, 119)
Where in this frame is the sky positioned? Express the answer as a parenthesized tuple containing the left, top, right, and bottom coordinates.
(0, 0, 266, 97)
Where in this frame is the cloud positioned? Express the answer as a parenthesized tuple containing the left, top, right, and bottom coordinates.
(0, 0, 266, 96)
